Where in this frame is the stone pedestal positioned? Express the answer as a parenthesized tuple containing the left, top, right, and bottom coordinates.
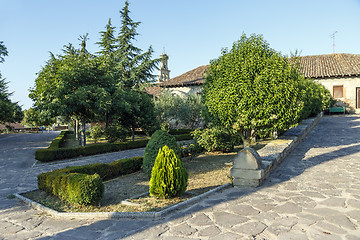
(231, 148, 264, 187)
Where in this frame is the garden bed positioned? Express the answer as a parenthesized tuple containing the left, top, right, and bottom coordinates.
(22, 142, 267, 214)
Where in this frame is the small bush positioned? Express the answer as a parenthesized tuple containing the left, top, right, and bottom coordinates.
(67, 173, 104, 205)
(90, 124, 103, 143)
(105, 123, 129, 143)
(37, 156, 143, 205)
(180, 142, 203, 158)
(192, 127, 234, 152)
(38, 171, 104, 206)
(143, 130, 180, 176)
(149, 145, 188, 199)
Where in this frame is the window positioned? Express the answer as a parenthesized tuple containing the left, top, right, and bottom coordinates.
(333, 85, 344, 98)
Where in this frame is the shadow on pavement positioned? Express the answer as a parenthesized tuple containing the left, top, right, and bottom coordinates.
(10, 116, 360, 239)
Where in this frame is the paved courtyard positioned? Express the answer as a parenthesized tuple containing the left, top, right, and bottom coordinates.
(1, 115, 360, 239)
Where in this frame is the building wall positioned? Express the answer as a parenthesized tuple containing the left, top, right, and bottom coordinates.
(314, 76, 360, 111)
(166, 85, 202, 96)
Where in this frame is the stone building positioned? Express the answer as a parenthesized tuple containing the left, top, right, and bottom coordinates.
(157, 53, 170, 83)
(158, 65, 207, 96)
(297, 53, 360, 111)
(148, 53, 360, 111)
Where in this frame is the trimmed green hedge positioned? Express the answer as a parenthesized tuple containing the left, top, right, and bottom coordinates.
(48, 130, 73, 149)
(169, 129, 192, 135)
(37, 156, 143, 205)
(174, 133, 192, 141)
(35, 130, 191, 163)
(35, 139, 149, 162)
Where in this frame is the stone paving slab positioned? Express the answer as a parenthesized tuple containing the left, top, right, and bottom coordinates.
(1, 115, 360, 239)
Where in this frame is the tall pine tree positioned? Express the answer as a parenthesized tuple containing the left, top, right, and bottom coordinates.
(97, 18, 117, 55)
(96, 1, 159, 89)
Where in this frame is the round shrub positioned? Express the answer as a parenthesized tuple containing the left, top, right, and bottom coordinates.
(149, 145, 188, 199)
(143, 130, 180, 176)
(192, 127, 234, 152)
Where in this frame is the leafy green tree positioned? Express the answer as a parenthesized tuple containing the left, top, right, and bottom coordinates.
(22, 108, 40, 127)
(0, 42, 23, 124)
(178, 93, 204, 129)
(0, 41, 8, 63)
(30, 1, 160, 145)
(154, 90, 204, 129)
(289, 51, 333, 119)
(90, 124, 104, 143)
(204, 34, 304, 147)
(30, 41, 115, 145)
(22, 108, 55, 129)
(154, 90, 182, 126)
(22, 108, 55, 128)
(118, 90, 158, 140)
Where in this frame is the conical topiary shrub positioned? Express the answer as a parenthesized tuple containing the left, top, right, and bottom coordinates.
(143, 129, 180, 177)
(149, 145, 188, 199)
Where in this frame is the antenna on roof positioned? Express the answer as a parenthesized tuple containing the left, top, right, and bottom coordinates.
(330, 31, 338, 53)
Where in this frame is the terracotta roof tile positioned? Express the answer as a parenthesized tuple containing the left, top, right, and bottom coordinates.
(159, 65, 208, 87)
(297, 53, 360, 78)
(155, 54, 360, 90)
(144, 84, 162, 97)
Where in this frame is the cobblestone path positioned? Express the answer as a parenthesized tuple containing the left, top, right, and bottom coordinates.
(1, 116, 360, 239)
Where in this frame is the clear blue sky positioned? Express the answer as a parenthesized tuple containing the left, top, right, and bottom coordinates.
(1, 0, 360, 110)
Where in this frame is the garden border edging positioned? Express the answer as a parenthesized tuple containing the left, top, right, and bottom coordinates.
(15, 184, 231, 220)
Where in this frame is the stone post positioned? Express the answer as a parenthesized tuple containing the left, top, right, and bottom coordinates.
(231, 147, 264, 187)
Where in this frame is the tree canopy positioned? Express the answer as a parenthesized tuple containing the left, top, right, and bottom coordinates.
(203, 34, 304, 146)
(29, 1, 159, 145)
(0, 41, 23, 124)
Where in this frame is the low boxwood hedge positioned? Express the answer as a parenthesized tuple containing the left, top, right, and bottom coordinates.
(35, 129, 191, 163)
(174, 133, 192, 141)
(169, 129, 192, 135)
(35, 139, 149, 162)
(37, 156, 143, 206)
(48, 130, 73, 149)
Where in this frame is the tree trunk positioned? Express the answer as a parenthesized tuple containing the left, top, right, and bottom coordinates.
(240, 129, 253, 148)
(81, 120, 86, 146)
(75, 119, 79, 140)
(132, 127, 135, 141)
(105, 112, 110, 129)
(250, 129, 256, 144)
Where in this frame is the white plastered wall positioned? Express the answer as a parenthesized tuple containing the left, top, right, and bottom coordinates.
(166, 85, 202, 96)
(314, 76, 360, 112)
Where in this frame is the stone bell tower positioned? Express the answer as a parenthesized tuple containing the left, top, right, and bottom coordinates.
(157, 53, 170, 82)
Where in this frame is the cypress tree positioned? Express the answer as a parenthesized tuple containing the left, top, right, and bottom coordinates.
(149, 145, 188, 199)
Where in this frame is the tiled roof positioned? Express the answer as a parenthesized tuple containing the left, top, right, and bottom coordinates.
(153, 54, 360, 91)
(144, 84, 162, 97)
(297, 53, 360, 78)
(159, 65, 208, 87)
